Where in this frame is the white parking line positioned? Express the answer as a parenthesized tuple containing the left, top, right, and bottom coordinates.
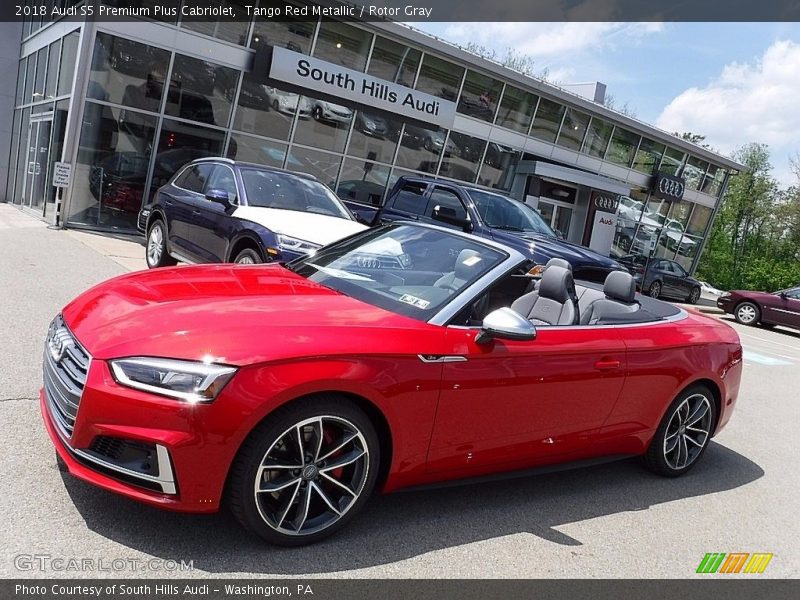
(742, 349, 793, 366)
(736, 329, 800, 351)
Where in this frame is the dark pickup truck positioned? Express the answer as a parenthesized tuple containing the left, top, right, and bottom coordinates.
(343, 176, 624, 282)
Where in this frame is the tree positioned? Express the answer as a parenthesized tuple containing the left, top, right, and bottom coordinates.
(697, 143, 800, 290)
(673, 132, 717, 152)
(462, 43, 550, 81)
(604, 93, 637, 118)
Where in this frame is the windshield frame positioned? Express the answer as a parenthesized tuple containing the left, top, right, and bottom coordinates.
(465, 188, 557, 237)
(287, 223, 526, 325)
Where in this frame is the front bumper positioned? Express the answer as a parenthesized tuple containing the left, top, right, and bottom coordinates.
(40, 357, 245, 513)
(716, 296, 734, 312)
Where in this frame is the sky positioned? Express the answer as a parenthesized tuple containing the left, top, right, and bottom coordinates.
(412, 22, 800, 186)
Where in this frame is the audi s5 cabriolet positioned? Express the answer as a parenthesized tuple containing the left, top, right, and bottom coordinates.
(41, 223, 743, 546)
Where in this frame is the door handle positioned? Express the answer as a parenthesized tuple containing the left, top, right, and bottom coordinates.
(594, 359, 621, 371)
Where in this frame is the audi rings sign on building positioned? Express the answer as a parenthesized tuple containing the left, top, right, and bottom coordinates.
(652, 172, 686, 202)
(593, 194, 619, 213)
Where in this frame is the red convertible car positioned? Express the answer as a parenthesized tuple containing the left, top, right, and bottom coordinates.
(717, 286, 800, 330)
(41, 223, 742, 546)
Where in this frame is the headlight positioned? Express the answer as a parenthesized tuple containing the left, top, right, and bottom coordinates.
(276, 234, 320, 255)
(719, 292, 731, 299)
(110, 357, 237, 403)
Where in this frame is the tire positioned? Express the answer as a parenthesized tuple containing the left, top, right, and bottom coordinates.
(648, 281, 662, 299)
(272, 99, 280, 111)
(734, 301, 760, 326)
(618, 235, 632, 252)
(643, 384, 717, 477)
(313, 106, 323, 121)
(227, 396, 380, 546)
(233, 247, 263, 265)
(145, 219, 177, 268)
(687, 286, 701, 304)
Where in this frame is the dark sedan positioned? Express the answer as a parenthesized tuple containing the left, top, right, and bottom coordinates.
(620, 255, 702, 303)
(717, 286, 800, 329)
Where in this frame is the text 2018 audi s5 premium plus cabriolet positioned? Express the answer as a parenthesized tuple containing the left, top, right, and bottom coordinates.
(41, 223, 742, 546)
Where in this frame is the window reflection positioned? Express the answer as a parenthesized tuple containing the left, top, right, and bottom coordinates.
(164, 54, 237, 127)
(606, 128, 640, 167)
(68, 103, 156, 229)
(632, 138, 666, 174)
(348, 110, 400, 163)
(368, 36, 420, 86)
(415, 54, 463, 102)
(701, 165, 725, 196)
(290, 146, 343, 186)
(530, 98, 564, 144)
(227, 133, 290, 169)
(181, 0, 250, 45)
(293, 95, 352, 153)
(683, 156, 709, 191)
(395, 123, 448, 173)
(313, 21, 372, 72)
(90, 33, 170, 111)
(439, 131, 484, 183)
(336, 158, 391, 207)
(458, 70, 502, 122)
(149, 119, 226, 200)
(478, 145, 519, 191)
(658, 147, 685, 176)
(58, 31, 79, 97)
(495, 86, 537, 133)
(557, 108, 589, 151)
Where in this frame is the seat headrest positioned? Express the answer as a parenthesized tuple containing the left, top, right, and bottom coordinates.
(454, 249, 482, 281)
(545, 257, 572, 271)
(604, 271, 636, 303)
(538, 265, 573, 303)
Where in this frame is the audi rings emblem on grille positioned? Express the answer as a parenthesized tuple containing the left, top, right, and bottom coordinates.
(48, 327, 75, 362)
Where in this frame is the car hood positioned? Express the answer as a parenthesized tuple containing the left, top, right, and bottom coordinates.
(61, 264, 435, 365)
(489, 229, 621, 269)
(728, 290, 777, 301)
(232, 206, 367, 246)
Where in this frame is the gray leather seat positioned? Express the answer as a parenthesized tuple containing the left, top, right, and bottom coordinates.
(580, 271, 640, 325)
(510, 265, 578, 326)
(434, 249, 482, 292)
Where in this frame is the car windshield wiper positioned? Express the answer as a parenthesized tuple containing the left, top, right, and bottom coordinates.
(491, 224, 526, 232)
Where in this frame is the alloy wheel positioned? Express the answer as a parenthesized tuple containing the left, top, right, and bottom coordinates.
(649, 282, 661, 298)
(253, 416, 370, 536)
(663, 393, 712, 470)
(236, 255, 255, 265)
(689, 288, 700, 304)
(147, 224, 164, 266)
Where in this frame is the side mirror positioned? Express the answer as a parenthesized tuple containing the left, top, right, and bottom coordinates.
(206, 188, 233, 207)
(779, 291, 787, 299)
(475, 307, 537, 345)
(431, 204, 472, 232)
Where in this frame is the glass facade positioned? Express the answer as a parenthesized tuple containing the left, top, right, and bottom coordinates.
(7, 9, 734, 274)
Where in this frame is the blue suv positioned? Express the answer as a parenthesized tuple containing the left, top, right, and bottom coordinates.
(138, 158, 366, 268)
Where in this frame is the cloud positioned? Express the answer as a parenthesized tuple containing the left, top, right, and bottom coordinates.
(656, 40, 800, 182)
(441, 22, 664, 59)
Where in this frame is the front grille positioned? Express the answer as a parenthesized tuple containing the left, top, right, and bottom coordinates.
(43, 315, 90, 438)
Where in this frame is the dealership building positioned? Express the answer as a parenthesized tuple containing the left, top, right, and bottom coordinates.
(0, 1, 745, 272)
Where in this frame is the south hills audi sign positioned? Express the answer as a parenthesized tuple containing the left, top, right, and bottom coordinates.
(652, 172, 686, 201)
(269, 47, 456, 129)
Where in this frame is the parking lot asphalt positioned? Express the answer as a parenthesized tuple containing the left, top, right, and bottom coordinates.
(1, 204, 798, 579)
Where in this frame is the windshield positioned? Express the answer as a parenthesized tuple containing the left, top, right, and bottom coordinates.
(467, 189, 556, 236)
(289, 224, 508, 321)
(240, 168, 352, 220)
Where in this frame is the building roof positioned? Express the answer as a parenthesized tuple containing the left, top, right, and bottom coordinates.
(365, 20, 746, 173)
